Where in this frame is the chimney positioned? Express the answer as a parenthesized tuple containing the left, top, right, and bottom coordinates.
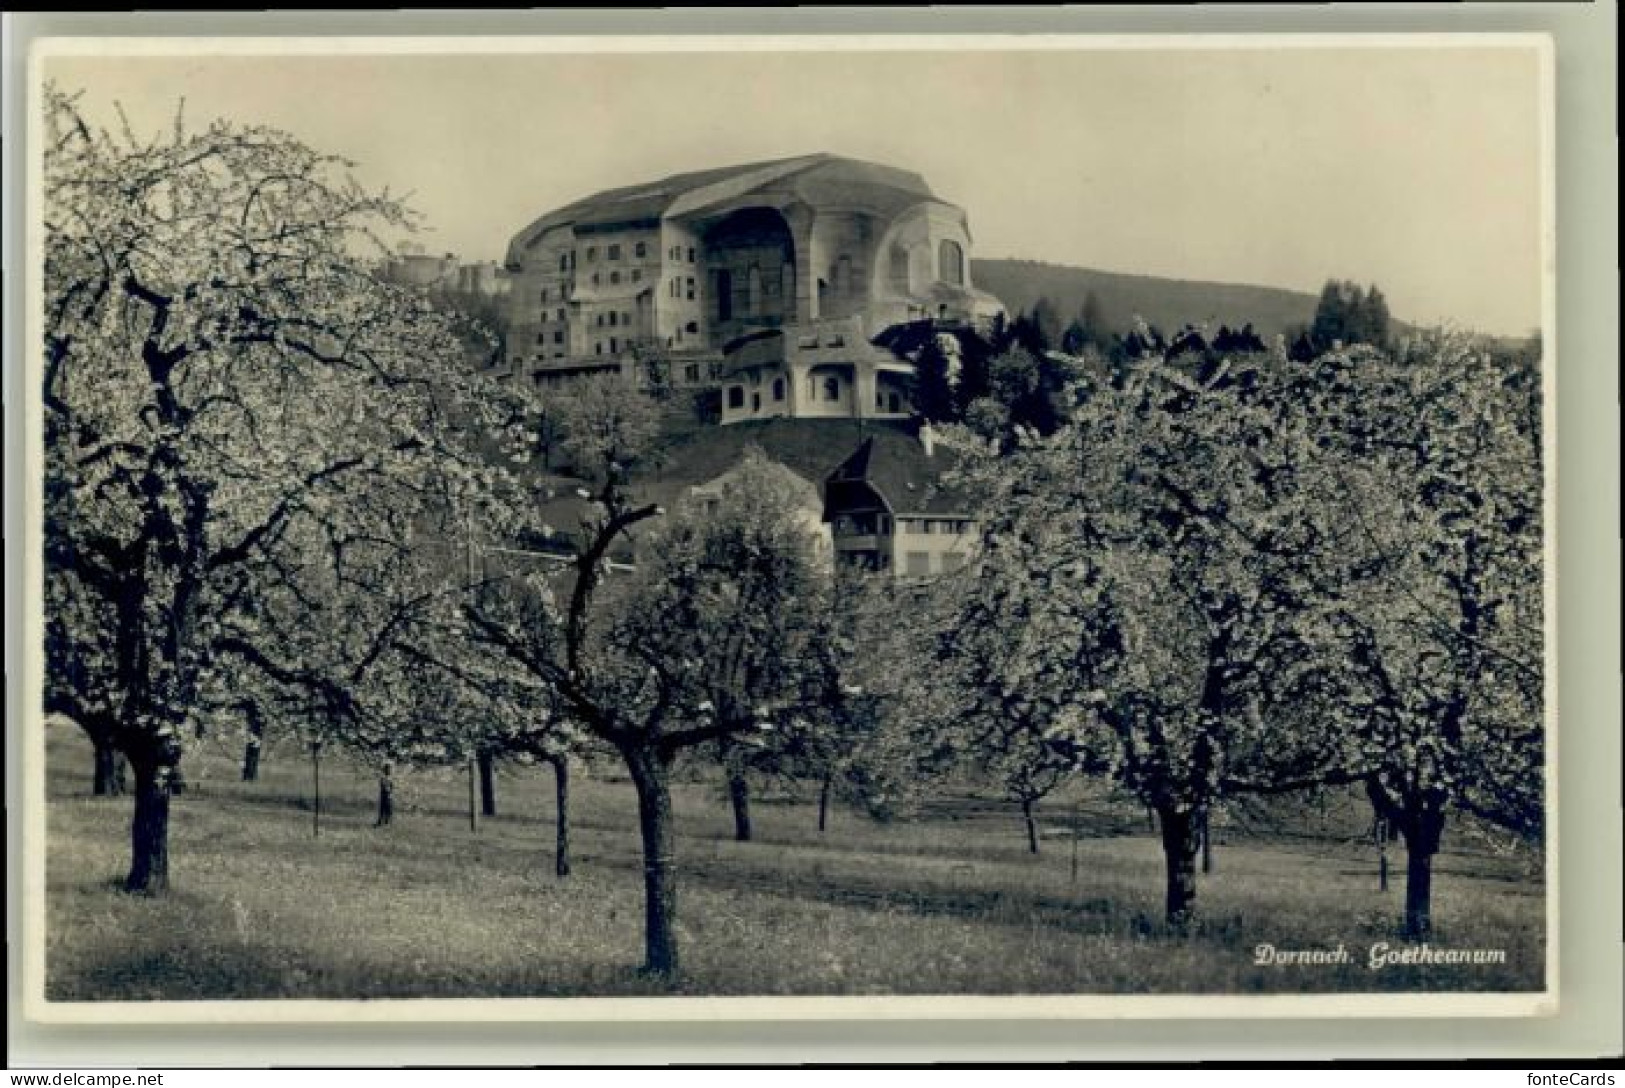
(920, 423, 935, 458)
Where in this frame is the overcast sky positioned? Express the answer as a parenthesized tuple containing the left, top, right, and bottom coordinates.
(45, 41, 1546, 335)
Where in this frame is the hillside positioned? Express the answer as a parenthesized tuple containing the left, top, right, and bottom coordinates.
(972, 258, 1323, 340)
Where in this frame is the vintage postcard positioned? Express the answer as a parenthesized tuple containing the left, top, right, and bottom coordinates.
(18, 31, 1560, 1029)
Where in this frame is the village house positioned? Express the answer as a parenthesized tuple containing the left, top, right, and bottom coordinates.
(821, 426, 977, 580)
(499, 153, 1003, 420)
(685, 449, 834, 567)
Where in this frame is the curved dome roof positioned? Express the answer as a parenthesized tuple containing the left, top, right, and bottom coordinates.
(507, 154, 955, 267)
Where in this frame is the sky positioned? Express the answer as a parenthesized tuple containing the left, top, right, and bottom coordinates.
(44, 41, 1547, 335)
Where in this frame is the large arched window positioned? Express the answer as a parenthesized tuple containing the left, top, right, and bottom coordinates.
(716, 269, 733, 322)
(746, 264, 763, 317)
(938, 240, 965, 286)
(889, 245, 910, 291)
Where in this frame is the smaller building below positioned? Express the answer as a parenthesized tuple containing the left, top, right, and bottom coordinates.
(822, 427, 978, 580)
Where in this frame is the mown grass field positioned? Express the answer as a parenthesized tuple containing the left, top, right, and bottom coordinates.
(43, 723, 1545, 1000)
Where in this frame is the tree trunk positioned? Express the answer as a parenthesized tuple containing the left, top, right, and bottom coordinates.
(818, 773, 832, 835)
(625, 747, 679, 979)
(311, 743, 322, 838)
(124, 758, 171, 895)
(93, 739, 126, 797)
(375, 768, 394, 827)
(1200, 810, 1213, 875)
(1021, 796, 1039, 854)
(1400, 808, 1444, 940)
(241, 737, 261, 782)
(1157, 803, 1201, 930)
(478, 748, 497, 817)
(241, 715, 263, 781)
(1404, 847, 1433, 939)
(728, 766, 753, 842)
(550, 754, 571, 878)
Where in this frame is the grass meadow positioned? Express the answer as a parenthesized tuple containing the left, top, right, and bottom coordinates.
(43, 722, 1545, 1001)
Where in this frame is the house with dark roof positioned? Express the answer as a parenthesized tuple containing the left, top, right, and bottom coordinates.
(822, 427, 977, 579)
(500, 154, 1004, 423)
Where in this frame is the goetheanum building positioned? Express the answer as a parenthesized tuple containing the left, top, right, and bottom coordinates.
(501, 153, 1004, 423)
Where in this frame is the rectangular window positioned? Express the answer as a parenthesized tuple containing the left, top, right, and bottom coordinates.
(687, 247, 695, 263)
(553, 330, 564, 344)
(608, 244, 621, 261)
(609, 312, 618, 327)
(635, 242, 647, 258)
(586, 247, 597, 262)
(609, 337, 618, 353)
(631, 269, 642, 283)
(728, 386, 745, 409)
(686, 277, 695, 301)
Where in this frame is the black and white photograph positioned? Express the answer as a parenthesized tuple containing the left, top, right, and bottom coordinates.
(21, 32, 1561, 1021)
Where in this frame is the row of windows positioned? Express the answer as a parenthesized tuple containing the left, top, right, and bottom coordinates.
(833, 515, 891, 537)
(595, 311, 634, 329)
(726, 377, 789, 411)
(898, 518, 974, 536)
(552, 238, 962, 291)
(589, 242, 645, 263)
(668, 276, 697, 300)
(584, 269, 641, 288)
(556, 240, 666, 273)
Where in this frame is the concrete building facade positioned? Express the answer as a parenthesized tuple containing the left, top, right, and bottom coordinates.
(501, 154, 1003, 414)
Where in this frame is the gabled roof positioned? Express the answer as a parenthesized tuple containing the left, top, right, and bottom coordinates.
(823, 430, 972, 518)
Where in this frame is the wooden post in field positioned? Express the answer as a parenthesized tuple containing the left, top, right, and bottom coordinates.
(468, 755, 479, 835)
